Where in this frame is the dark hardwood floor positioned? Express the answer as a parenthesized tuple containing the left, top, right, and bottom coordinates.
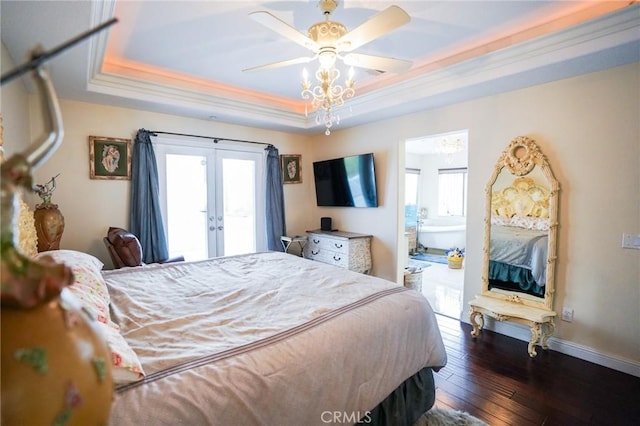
(432, 314, 640, 426)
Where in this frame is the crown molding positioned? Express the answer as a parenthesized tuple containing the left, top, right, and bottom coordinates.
(87, 72, 311, 130)
(345, 5, 640, 118)
(84, 2, 639, 133)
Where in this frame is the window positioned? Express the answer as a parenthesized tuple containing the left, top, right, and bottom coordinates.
(405, 168, 420, 228)
(438, 168, 467, 216)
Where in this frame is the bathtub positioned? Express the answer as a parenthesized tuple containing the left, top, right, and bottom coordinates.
(418, 217, 466, 251)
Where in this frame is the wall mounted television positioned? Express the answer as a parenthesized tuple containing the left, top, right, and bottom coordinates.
(313, 153, 378, 207)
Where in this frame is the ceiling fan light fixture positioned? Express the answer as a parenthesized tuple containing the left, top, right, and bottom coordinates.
(302, 68, 311, 90)
(318, 50, 337, 69)
(248, 1, 411, 135)
(308, 20, 347, 44)
(302, 64, 354, 136)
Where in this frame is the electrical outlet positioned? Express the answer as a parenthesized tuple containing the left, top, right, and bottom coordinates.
(622, 233, 640, 249)
(561, 307, 574, 322)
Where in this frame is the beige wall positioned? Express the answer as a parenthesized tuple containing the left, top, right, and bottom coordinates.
(3, 39, 638, 373)
(314, 62, 640, 369)
(24, 99, 314, 266)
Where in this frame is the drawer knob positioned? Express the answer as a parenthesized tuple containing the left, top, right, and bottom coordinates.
(333, 255, 341, 261)
(334, 243, 343, 249)
(313, 238, 320, 244)
(312, 250, 319, 255)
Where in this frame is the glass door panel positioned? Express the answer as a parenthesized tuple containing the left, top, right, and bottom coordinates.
(165, 153, 209, 261)
(155, 139, 265, 261)
(216, 151, 262, 256)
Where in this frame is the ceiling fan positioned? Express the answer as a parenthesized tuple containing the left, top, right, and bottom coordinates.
(244, 0, 412, 74)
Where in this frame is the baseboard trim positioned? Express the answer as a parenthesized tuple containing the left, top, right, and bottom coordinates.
(462, 317, 640, 377)
(547, 337, 640, 378)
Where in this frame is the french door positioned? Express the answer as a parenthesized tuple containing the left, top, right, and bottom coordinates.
(154, 139, 265, 261)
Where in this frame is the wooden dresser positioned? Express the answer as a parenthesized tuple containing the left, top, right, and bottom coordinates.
(304, 230, 372, 274)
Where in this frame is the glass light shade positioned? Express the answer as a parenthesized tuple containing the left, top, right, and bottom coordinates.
(318, 51, 337, 69)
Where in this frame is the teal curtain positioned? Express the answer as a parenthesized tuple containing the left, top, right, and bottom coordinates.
(130, 129, 169, 263)
(265, 145, 285, 251)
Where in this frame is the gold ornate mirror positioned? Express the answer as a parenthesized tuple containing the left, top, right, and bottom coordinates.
(469, 136, 560, 357)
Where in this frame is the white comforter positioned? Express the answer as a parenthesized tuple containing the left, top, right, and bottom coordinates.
(490, 225, 548, 286)
(104, 252, 446, 426)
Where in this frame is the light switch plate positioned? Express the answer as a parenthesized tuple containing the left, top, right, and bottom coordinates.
(622, 233, 640, 249)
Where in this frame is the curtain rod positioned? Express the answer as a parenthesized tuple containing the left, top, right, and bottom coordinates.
(147, 130, 271, 148)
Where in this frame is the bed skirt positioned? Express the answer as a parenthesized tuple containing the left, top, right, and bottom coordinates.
(488, 260, 544, 297)
(360, 367, 436, 426)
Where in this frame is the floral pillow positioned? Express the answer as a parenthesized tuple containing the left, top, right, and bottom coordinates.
(100, 321, 146, 384)
(36, 250, 145, 384)
(491, 215, 512, 226)
(510, 215, 550, 231)
(37, 250, 111, 324)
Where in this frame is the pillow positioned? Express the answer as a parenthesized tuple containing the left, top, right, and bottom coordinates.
(37, 250, 110, 324)
(509, 215, 550, 231)
(491, 215, 511, 226)
(101, 321, 146, 384)
(37, 250, 145, 383)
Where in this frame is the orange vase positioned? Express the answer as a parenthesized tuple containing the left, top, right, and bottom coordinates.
(34, 203, 65, 252)
(1, 290, 113, 425)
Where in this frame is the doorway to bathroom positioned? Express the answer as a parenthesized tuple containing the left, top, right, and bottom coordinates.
(404, 130, 468, 319)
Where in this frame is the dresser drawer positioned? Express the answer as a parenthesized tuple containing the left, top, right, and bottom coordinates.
(307, 250, 348, 268)
(306, 235, 348, 254)
(304, 231, 372, 274)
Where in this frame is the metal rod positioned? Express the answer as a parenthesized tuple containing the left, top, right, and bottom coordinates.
(1, 18, 119, 85)
(148, 130, 271, 147)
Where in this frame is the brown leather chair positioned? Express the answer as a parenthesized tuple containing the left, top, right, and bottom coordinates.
(103, 227, 184, 269)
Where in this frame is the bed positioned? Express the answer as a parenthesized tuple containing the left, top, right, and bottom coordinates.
(489, 177, 551, 297)
(44, 250, 447, 425)
(489, 225, 548, 296)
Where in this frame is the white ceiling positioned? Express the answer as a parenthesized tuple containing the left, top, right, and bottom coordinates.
(2, 1, 639, 136)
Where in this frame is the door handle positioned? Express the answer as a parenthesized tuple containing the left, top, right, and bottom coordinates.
(217, 226, 223, 231)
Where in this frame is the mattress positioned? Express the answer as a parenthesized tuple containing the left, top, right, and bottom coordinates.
(104, 251, 447, 425)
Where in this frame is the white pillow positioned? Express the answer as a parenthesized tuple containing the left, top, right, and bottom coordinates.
(37, 250, 145, 384)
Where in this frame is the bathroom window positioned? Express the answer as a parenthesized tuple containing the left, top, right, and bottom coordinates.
(405, 169, 420, 227)
(438, 168, 467, 216)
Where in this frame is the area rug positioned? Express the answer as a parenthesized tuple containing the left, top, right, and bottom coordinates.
(411, 252, 448, 265)
(414, 408, 489, 426)
(407, 258, 432, 269)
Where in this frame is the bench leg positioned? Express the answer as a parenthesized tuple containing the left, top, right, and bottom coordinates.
(528, 322, 542, 357)
(470, 309, 484, 338)
(541, 319, 555, 350)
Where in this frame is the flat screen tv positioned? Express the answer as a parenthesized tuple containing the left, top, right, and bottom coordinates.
(313, 153, 378, 207)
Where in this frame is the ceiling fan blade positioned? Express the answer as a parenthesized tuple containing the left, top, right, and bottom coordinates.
(243, 56, 316, 73)
(337, 5, 410, 52)
(343, 53, 412, 73)
(249, 11, 319, 52)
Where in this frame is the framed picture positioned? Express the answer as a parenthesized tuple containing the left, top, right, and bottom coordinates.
(281, 154, 302, 184)
(89, 136, 132, 180)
